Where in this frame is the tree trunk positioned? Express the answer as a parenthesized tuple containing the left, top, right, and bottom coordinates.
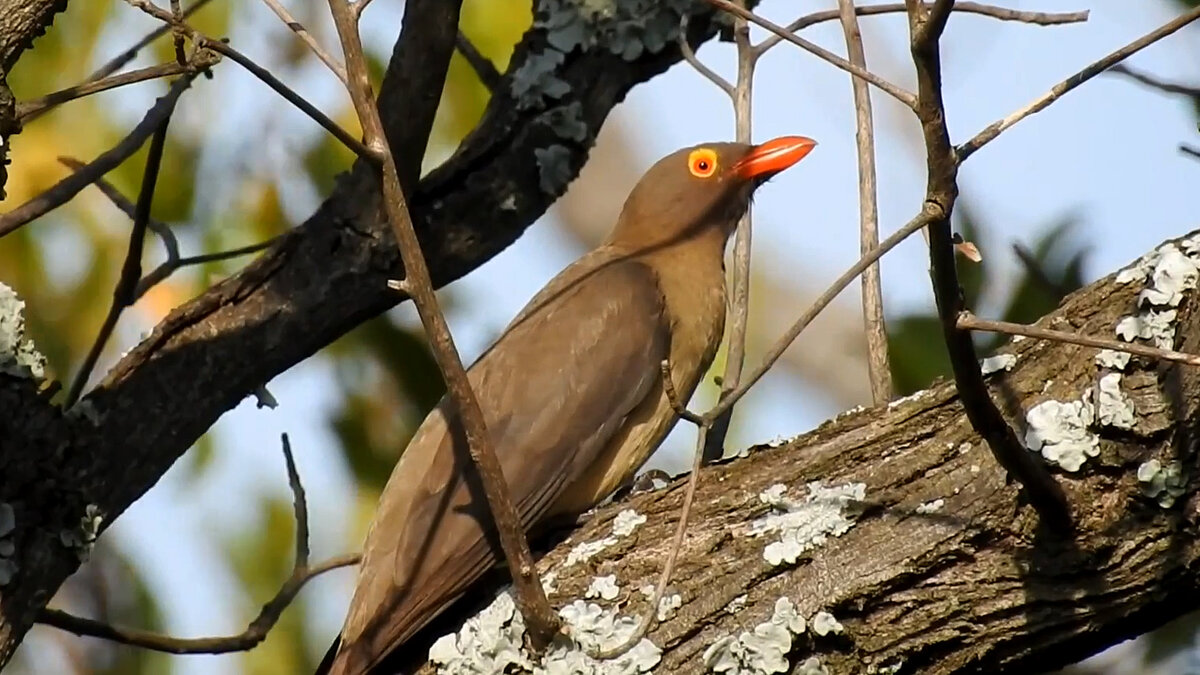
(414, 230, 1200, 674)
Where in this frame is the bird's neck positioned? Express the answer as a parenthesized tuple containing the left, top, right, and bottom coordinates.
(605, 216, 731, 263)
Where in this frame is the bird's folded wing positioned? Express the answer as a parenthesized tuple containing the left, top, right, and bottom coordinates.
(337, 254, 671, 673)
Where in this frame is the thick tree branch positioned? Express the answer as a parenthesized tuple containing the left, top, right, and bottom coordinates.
(410, 228, 1200, 673)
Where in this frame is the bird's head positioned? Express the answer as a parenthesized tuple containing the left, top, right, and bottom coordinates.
(607, 135, 817, 252)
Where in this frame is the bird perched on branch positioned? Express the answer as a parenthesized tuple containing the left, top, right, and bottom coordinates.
(321, 136, 817, 675)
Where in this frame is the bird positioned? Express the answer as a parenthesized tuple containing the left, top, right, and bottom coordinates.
(322, 135, 817, 675)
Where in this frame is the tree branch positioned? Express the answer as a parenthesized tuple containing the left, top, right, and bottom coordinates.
(16, 61, 193, 122)
(37, 435, 361, 654)
(956, 6, 1200, 162)
(837, 0, 892, 405)
(408, 228, 1200, 673)
(757, 2, 1088, 54)
(904, 0, 1071, 532)
(0, 70, 203, 238)
(454, 30, 501, 93)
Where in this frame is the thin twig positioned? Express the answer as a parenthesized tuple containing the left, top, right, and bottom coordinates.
(957, 6, 1200, 162)
(56, 158, 271, 302)
(710, 211, 931, 420)
(704, 1, 755, 465)
(0, 73, 199, 239)
(594, 420, 710, 659)
(38, 435, 361, 654)
(757, 1, 1088, 54)
(677, 15, 734, 98)
(324, 0, 561, 647)
(660, 361, 705, 425)
(352, 0, 374, 19)
(121, 0, 373, 162)
(837, 0, 892, 405)
(199, 40, 372, 161)
(260, 0, 349, 84)
(958, 312, 1200, 368)
(169, 0, 188, 65)
(455, 30, 501, 93)
(1181, 144, 1200, 160)
(1108, 63, 1200, 99)
(704, 0, 917, 109)
(17, 61, 193, 122)
(905, 0, 1071, 533)
(66, 110, 174, 407)
(97, 0, 215, 77)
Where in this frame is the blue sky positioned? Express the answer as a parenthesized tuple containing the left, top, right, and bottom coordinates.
(17, 1, 1200, 672)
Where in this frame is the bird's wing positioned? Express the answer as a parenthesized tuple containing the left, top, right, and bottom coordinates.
(333, 254, 671, 674)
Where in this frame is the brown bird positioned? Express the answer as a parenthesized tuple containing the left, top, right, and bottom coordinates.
(323, 136, 817, 675)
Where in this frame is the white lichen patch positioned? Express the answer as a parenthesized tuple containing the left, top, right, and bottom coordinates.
(748, 482, 866, 566)
(811, 611, 844, 637)
(1138, 245, 1198, 307)
(0, 282, 46, 380)
(59, 504, 103, 563)
(1096, 373, 1135, 430)
(725, 595, 748, 614)
(1116, 245, 1167, 284)
(915, 498, 945, 515)
(702, 598, 808, 674)
(1116, 310, 1177, 349)
(611, 509, 647, 537)
(1024, 397, 1098, 472)
(637, 585, 682, 621)
(888, 388, 930, 409)
(1137, 459, 1187, 508)
(1096, 349, 1132, 370)
(429, 593, 661, 675)
(566, 537, 618, 567)
(586, 575, 620, 601)
(542, 571, 558, 596)
(980, 353, 1016, 375)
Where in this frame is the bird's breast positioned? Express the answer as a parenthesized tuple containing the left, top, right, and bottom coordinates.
(551, 259, 726, 515)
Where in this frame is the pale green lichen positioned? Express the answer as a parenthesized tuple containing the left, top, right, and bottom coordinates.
(586, 574, 620, 601)
(0, 282, 46, 380)
(703, 597, 808, 674)
(749, 482, 866, 566)
(539, 101, 588, 142)
(59, 504, 103, 562)
(429, 593, 661, 674)
(1137, 459, 1186, 508)
(535, 144, 574, 195)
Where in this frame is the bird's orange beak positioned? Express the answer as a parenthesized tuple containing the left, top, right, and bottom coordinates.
(732, 135, 817, 180)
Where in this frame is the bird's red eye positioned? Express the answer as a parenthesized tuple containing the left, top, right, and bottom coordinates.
(688, 148, 718, 178)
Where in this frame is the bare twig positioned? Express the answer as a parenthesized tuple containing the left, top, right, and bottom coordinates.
(905, 0, 1071, 533)
(957, 6, 1200, 162)
(757, 1, 1088, 54)
(958, 312, 1200, 368)
(324, 0, 561, 647)
(38, 435, 361, 654)
(66, 110, 174, 407)
(1181, 144, 1200, 160)
(837, 0, 892, 405)
(704, 1, 755, 465)
(17, 62, 194, 122)
(169, 0, 188, 65)
(677, 15, 734, 98)
(711, 211, 931, 420)
(1108, 63, 1200, 99)
(199, 41, 371, 161)
(704, 0, 917, 109)
(0, 73, 199, 239)
(260, 0, 348, 84)
(455, 30, 501, 93)
(660, 361, 705, 425)
(121, 0, 373, 162)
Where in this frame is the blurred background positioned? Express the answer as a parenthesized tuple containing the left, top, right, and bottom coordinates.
(2, 0, 1199, 672)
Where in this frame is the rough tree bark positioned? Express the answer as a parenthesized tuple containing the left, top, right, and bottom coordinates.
(0, 0, 742, 664)
(408, 230, 1200, 674)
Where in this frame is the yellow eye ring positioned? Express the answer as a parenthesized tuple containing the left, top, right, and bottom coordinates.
(688, 148, 718, 178)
